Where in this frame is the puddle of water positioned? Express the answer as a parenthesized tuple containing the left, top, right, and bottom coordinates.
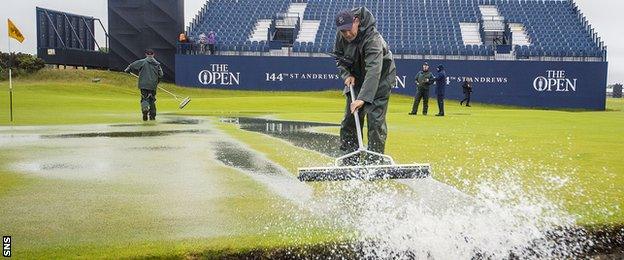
(224, 117, 342, 157)
(109, 124, 139, 127)
(0, 135, 41, 146)
(42, 129, 207, 139)
(128, 145, 182, 151)
(108, 118, 200, 127)
(214, 142, 282, 175)
(163, 118, 201, 125)
(40, 163, 81, 170)
(212, 139, 313, 205)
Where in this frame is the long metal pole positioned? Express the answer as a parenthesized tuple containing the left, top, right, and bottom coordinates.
(349, 85, 364, 151)
(8, 35, 13, 123)
(129, 72, 180, 100)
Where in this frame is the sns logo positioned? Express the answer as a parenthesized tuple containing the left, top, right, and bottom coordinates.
(3, 236, 10, 257)
(533, 70, 577, 92)
(198, 64, 241, 86)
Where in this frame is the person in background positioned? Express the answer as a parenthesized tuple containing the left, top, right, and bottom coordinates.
(187, 36, 196, 55)
(460, 79, 473, 107)
(207, 31, 217, 55)
(124, 49, 164, 121)
(434, 64, 447, 116)
(199, 32, 207, 54)
(409, 62, 435, 115)
(178, 33, 188, 54)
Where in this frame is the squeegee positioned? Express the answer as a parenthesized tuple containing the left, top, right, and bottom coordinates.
(129, 72, 191, 109)
(298, 85, 431, 182)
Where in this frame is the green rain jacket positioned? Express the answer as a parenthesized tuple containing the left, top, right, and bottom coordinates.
(125, 57, 164, 90)
(333, 7, 396, 104)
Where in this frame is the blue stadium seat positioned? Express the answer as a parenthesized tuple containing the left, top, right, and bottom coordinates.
(186, 0, 603, 57)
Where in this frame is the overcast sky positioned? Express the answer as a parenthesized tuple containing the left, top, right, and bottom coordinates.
(0, 0, 622, 84)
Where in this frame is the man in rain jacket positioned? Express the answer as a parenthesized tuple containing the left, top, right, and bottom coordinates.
(333, 7, 397, 158)
(409, 62, 435, 115)
(124, 49, 164, 121)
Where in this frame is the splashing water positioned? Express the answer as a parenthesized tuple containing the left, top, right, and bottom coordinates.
(220, 117, 620, 258)
(302, 165, 592, 259)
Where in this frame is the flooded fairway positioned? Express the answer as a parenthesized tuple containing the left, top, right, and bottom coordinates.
(0, 116, 621, 258)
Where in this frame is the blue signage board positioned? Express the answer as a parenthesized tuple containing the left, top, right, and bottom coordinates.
(176, 55, 607, 110)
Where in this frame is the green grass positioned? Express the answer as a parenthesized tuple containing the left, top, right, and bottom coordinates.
(0, 69, 622, 258)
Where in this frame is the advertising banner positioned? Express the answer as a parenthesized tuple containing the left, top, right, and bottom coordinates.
(176, 55, 607, 110)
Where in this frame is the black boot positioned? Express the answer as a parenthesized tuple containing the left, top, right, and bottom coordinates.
(142, 113, 148, 121)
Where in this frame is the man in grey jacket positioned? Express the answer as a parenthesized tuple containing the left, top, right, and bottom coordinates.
(124, 49, 164, 121)
(333, 7, 397, 158)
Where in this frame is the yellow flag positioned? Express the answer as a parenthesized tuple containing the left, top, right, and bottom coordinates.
(8, 19, 25, 43)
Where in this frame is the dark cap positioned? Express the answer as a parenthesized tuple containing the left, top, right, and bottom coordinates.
(423, 62, 429, 66)
(437, 64, 444, 69)
(335, 10, 355, 31)
(145, 49, 155, 55)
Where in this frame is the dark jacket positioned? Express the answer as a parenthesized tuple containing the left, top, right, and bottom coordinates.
(462, 81, 473, 94)
(415, 70, 435, 90)
(125, 57, 164, 90)
(435, 70, 447, 96)
(333, 7, 396, 104)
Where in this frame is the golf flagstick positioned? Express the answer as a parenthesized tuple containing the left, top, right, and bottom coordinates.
(8, 29, 13, 123)
(7, 19, 27, 123)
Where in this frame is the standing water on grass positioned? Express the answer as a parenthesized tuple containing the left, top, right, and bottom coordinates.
(306, 171, 587, 258)
(227, 117, 621, 258)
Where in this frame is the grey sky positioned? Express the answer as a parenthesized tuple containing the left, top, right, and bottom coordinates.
(1, 0, 622, 84)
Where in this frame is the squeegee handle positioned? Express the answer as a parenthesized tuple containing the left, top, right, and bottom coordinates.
(129, 72, 180, 100)
(156, 86, 181, 101)
(349, 85, 365, 151)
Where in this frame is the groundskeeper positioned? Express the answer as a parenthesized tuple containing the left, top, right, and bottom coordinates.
(410, 62, 435, 115)
(124, 49, 164, 121)
(333, 7, 396, 160)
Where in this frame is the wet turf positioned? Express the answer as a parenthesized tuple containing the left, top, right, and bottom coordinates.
(0, 69, 622, 258)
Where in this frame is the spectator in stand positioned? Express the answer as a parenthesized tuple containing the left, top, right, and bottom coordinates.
(199, 33, 207, 54)
(178, 33, 188, 54)
(207, 31, 217, 55)
(187, 35, 196, 54)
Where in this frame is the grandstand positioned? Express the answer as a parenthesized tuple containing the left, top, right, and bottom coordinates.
(186, 0, 606, 61)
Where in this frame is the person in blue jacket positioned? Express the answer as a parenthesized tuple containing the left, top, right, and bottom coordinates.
(435, 64, 447, 116)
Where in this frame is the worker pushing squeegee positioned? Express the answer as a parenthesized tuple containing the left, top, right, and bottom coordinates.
(125, 49, 191, 121)
(298, 7, 431, 182)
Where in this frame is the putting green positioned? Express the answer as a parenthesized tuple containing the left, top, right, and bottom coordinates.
(0, 69, 622, 258)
